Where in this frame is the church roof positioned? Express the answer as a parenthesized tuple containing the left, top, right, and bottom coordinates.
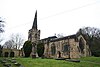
(50, 34, 78, 42)
(41, 36, 57, 41)
(32, 10, 37, 29)
(40, 34, 78, 43)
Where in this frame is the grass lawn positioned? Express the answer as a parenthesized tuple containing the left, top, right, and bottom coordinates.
(0, 57, 100, 67)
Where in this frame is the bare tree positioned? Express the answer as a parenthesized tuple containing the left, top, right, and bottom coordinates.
(10, 34, 24, 49)
(3, 40, 14, 49)
(0, 17, 5, 33)
(3, 34, 24, 49)
(77, 27, 100, 38)
(56, 33, 64, 38)
(0, 17, 5, 43)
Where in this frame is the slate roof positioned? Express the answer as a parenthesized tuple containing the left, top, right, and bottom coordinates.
(50, 34, 77, 42)
(41, 36, 57, 41)
(40, 34, 78, 42)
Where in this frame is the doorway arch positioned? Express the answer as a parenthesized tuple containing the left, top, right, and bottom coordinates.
(4, 52, 9, 57)
(58, 51, 61, 58)
(10, 52, 14, 57)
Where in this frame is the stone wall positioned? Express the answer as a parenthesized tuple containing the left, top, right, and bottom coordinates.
(2, 48, 22, 57)
(43, 35, 91, 58)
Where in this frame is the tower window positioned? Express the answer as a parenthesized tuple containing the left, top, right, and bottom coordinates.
(35, 34, 37, 38)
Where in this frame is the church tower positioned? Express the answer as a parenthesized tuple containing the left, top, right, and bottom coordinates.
(28, 11, 40, 57)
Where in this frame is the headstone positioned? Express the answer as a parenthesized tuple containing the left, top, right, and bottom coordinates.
(1, 60, 7, 63)
(66, 59, 80, 63)
(14, 62, 21, 66)
(3, 63, 11, 67)
(55, 58, 66, 60)
(11, 60, 16, 63)
(12, 58, 16, 60)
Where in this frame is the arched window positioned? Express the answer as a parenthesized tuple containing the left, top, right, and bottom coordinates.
(63, 45, 69, 52)
(79, 38, 84, 53)
(51, 43, 56, 55)
(35, 33, 37, 38)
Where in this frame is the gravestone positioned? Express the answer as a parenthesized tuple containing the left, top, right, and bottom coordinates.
(14, 62, 21, 66)
(3, 63, 11, 67)
(1, 60, 7, 63)
(55, 58, 66, 60)
(66, 59, 80, 63)
(11, 58, 16, 63)
(11, 60, 16, 63)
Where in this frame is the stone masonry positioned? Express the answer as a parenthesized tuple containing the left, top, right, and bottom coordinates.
(28, 11, 91, 58)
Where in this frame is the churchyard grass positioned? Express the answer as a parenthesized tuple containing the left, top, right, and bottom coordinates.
(80, 56, 100, 63)
(16, 57, 100, 67)
(0, 57, 100, 67)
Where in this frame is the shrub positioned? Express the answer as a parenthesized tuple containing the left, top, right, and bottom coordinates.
(23, 41, 32, 57)
(37, 42, 44, 57)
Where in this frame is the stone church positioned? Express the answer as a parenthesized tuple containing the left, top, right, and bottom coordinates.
(28, 11, 91, 58)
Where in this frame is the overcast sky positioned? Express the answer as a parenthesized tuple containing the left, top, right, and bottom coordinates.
(0, 0, 100, 43)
